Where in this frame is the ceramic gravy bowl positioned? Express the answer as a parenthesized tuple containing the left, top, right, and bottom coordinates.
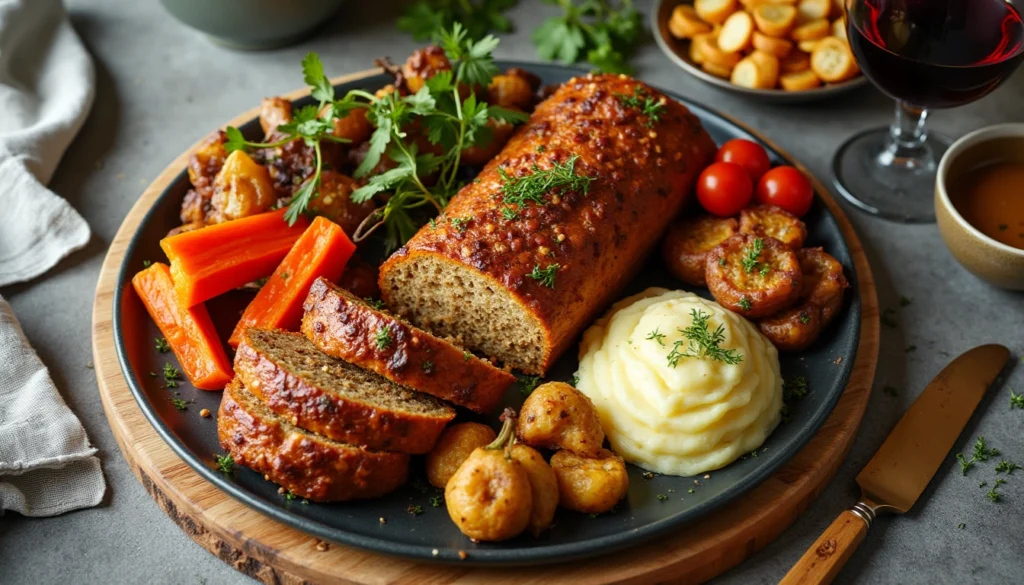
(935, 124, 1024, 290)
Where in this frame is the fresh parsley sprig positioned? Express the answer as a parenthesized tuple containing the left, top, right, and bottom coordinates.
(224, 53, 356, 226)
(398, 0, 518, 42)
(349, 23, 527, 250)
(533, 0, 645, 73)
(666, 310, 743, 367)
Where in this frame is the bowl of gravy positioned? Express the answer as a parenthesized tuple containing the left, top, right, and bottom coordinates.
(936, 124, 1024, 290)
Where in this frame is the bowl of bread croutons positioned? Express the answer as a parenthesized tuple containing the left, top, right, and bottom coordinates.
(653, 0, 868, 103)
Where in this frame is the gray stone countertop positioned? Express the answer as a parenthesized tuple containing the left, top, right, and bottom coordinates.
(2, 0, 1022, 583)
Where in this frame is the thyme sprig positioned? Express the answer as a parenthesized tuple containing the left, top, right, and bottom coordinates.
(498, 155, 594, 208)
(666, 310, 743, 367)
(615, 86, 665, 127)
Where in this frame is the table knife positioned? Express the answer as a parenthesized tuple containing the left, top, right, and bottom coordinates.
(780, 343, 1010, 585)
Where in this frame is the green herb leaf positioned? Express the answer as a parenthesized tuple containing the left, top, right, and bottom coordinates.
(430, 495, 444, 507)
(408, 504, 424, 516)
(995, 460, 1021, 474)
(666, 309, 743, 367)
(364, 297, 385, 310)
(375, 325, 393, 350)
(499, 155, 594, 208)
(533, 0, 645, 73)
(741, 238, 765, 274)
(302, 52, 334, 104)
(1010, 388, 1024, 409)
(527, 263, 560, 288)
(215, 453, 235, 474)
(155, 337, 170, 353)
(645, 328, 666, 346)
(171, 398, 189, 411)
(519, 375, 542, 396)
(657, 494, 668, 501)
(615, 87, 665, 127)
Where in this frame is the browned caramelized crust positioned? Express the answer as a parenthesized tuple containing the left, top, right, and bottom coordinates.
(217, 378, 409, 502)
(757, 247, 848, 351)
(302, 278, 515, 413)
(739, 205, 808, 250)
(378, 74, 717, 374)
(662, 215, 740, 286)
(234, 328, 454, 454)
(706, 233, 803, 318)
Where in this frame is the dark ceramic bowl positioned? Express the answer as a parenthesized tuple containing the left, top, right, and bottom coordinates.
(158, 0, 344, 50)
(113, 62, 861, 565)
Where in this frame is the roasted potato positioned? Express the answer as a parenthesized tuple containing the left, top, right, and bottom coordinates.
(739, 204, 808, 249)
(186, 131, 228, 197)
(758, 304, 823, 351)
(811, 36, 860, 83)
(260, 97, 293, 141)
(798, 247, 849, 323)
(426, 422, 497, 489)
(669, 5, 713, 39)
(517, 382, 605, 457)
(332, 107, 373, 145)
(488, 74, 534, 111)
(403, 45, 452, 94)
(446, 413, 532, 541)
(307, 171, 376, 236)
(510, 444, 559, 536)
(757, 247, 847, 350)
(208, 150, 276, 224)
(550, 449, 629, 514)
(662, 215, 740, 286)
(705, 234, 803, 318)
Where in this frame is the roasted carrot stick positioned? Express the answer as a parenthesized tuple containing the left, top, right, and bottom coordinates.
(228, 217, 356, 347)
(160, 208, 310, 307)
(132, 263, 234, 390)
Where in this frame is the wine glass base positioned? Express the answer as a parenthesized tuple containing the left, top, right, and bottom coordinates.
(831, 127, 950, 223)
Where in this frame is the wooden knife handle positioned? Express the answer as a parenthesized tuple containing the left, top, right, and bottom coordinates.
(779, 507, 871, 585)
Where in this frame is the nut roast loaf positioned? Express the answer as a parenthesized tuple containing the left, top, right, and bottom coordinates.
(379, 74, 717, 374)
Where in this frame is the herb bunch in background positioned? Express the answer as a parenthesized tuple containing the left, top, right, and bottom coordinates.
(533, 0, 646, 73)
(398, 0, 519, 41)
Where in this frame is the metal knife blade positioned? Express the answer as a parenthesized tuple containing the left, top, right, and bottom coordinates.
(856, 344, 1010, 513)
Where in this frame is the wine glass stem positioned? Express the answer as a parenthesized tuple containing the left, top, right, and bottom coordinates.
(879, 101, 934, 171)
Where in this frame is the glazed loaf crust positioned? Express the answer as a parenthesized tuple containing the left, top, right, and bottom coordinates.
(234, 328, 454, 454)
(302, 278, 515, 413)
(217, 378, 409, 502)
(379, 74, 716, 374)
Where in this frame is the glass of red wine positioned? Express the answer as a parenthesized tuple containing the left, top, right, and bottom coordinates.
(833, 0, 1024, 222)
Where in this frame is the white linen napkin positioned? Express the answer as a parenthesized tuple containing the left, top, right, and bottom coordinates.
(0, 0, 105, 517)
(0, 295, 104, 516)
(0, 0, 93, 286)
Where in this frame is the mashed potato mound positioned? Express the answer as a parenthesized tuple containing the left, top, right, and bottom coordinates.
(577, 287, 782, 476)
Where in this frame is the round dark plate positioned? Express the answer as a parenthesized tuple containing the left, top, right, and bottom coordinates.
(113, 62, 860, 566)
(652, 0, 869, 104)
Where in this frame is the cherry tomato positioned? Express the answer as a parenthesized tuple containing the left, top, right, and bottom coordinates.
(715, 139, 771, 181)
(756, 166, 814, 217)
(696, 162, 754, 217)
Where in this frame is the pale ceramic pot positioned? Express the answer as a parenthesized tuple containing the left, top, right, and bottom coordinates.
(158, 0, 344, 50)
(935, 123, 1024, 290)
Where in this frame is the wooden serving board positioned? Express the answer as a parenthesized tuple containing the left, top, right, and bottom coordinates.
(91, 69, 879, 585)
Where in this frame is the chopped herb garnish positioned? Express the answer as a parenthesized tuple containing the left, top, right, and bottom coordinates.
(429, 218, 438, 229)
(687, 488, 695, 494)
(421, 360, 434, 374)
(408, 504, 424, 516)
(718, 257, 727, 267)
(645, 328, 666, 346)
(666, 309, 743, 367)
(799, 312, 811, 324)
(253, 276, 270, 288)
(171, 398, 189, 411)
(501, 207, 520, 221)
(430, 495, 444, 507)
(463, 351, 472, 361)
(499, 155, 593, 208)
(155, 337, 170, 353)
(987, 479, 1007, 502)
(995, 460, 1021, 475)
(449, 216, 471, 232)
(284, 490, 297, 501)
(957, 436, 1000, 475)
(571, 373, 580, 387)
(280, 271, 290, 281)
(215, 453, 235, 474)
(536, 144, 546, 153)
(163, 363, 182, 388)
(528, 263, 560, 288)
(1010, 388, 1024, 409)
(740, 238, 765, 274)
(899, 295, 912, 307)
(615, 87, 665, 128)
(957, 522, 966, 529)
(881, 308, 898, 328)
(783, 376, 809, 401)
(364, 297, 385, 310)
(738, 296, 752, 311)
(519, 375, 542, 396)
(374, 325, 393, 350)
(749, 449, 760, 458)
(656, 494, 668, 501)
